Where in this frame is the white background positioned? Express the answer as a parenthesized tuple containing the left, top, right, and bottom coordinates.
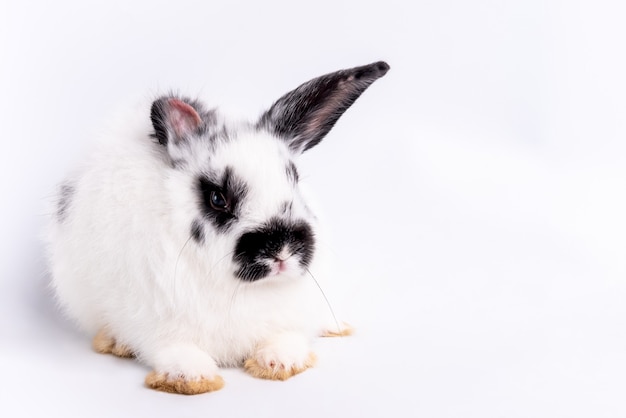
(1, 1, 625, 417)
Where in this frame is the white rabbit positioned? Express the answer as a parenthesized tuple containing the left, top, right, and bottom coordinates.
(46, 61, 389, 394)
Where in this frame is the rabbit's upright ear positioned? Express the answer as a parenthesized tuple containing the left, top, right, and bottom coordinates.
(258, 61, 389, 154)
(150, 97, 204, 146)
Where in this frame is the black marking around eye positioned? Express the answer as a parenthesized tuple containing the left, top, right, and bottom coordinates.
(197, 166, 248, 232)
(286, 161, 299, 184)
(56, 182, 75, 223)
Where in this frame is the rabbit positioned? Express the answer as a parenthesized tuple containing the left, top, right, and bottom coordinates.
(46, 61, 389, 395)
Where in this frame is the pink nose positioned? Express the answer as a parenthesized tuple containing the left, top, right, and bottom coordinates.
(278, 260, 288, 272)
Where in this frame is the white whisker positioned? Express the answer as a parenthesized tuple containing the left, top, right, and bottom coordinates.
(305, 268, 341, 335)
(174, 235, 194, 282)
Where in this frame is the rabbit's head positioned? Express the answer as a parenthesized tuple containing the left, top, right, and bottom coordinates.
(150, 62, 389, 282)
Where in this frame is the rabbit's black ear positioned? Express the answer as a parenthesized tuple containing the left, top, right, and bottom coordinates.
(150, 97, 204, 146)
(258, 61, 390, 154)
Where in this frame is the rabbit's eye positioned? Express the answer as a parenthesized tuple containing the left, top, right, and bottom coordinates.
(209, 191, 229, 211)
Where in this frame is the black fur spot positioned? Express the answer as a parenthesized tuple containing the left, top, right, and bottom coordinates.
(233, 218, 315, 282)
(56, 183, 74, 222)
(150, 100, 170, 146)
(190, 219, 204, 244)
(235, 263, 271, 283)
(280, 201, 293, 214)
(286, 161, 299, 184)
(197, 167, 248, 232)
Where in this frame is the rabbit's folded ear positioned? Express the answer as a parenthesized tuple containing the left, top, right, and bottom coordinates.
(258, 61, 389, 154)
(150, 97, 204, 146)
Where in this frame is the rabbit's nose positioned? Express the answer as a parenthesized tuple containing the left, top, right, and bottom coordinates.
(274, 248, 292, 262)
(273, 250, 294, 273)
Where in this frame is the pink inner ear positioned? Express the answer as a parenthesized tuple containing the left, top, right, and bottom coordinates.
(167, 99, 202, 138)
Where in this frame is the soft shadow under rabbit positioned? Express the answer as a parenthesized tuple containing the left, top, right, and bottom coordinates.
(46, 61, 389, 394)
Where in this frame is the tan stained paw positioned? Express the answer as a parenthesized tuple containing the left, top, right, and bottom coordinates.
(244, 352, 317, 381)
(92, 328, 134, 358)
(320, 322, 354, 337)
(145, 372, 225, 395)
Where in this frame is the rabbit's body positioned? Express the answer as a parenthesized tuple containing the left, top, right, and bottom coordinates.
(47, 61, 389, 394)
(50, 115, 325, 366)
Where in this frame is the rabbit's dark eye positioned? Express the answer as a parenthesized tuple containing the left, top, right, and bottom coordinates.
(209, 191, 229, 211)
(197, 169, 246, 232)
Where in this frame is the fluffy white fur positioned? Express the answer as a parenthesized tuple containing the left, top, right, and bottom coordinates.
(46, 100, 335, 380)
(46, 61, 389, 390)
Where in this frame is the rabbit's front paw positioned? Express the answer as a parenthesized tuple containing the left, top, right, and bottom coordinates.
(145, 372, 224, 395)
(244, 333, 316, 381)
(144, 343, 224, 395)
